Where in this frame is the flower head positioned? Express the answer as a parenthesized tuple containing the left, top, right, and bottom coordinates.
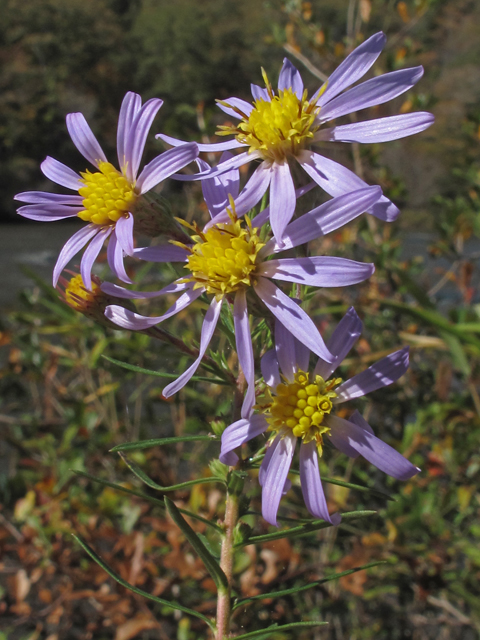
(15, 92, 198, 289)
(219, 309, 420, 527)
(158, 32, 433, 243)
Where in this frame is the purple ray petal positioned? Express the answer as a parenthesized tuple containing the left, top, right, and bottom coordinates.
(136, 142, 198, 194)
(275, 317, 298, 383)
(258, 256, 375, 287)
(53, 224, 99, 286)
(15, 192, 83, 205)
(300, 440, 341, 524)
(157, 133, 245, 153)
(261, 186, 381, 257)
(66, 113, 107, 168)
(117, 92, 142, 173)
(41, 157, 82, 191)
(348, 409, 374, 435)
(252, 181, 317, 230)
(259, 435, 278, 486)
(316, 32, 386, 107)
(234, 290, 256, 418)
(162, 296, 223, 398)
(170, 151, 260, 182)
(269, 161, 296, 244)
(81, 227, 112, 290)
(16, 204, 82, 222)
(220, 415, 269, 465)
(198, 153, 240, 218)
(125, 98, 164, 183)
(335, 346, 409, 402)
(315, 307, 362, 379)
(217, 97, 254, 120)
(327, 414, 420, 480)
(319, 67, 424, 122)
(115, 213, 134, 256)
(101, 280, 189, 299)
(298, 150, 399, 222)
(254, 277, 333, 362)
(133, 245, 189, 263)
(316, 112, 434, 144)
(251, 84, 270, 101)
(278, 58, 304, 97)
(105, 286, 202, 329)
(261, 432, 296, 526)
(107, 230, 132, 284)
(261, 349, 281, 389)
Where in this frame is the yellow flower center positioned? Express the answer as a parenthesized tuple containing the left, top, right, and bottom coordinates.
(263, 370, 341, 454)
(65, 274, 99, 311)
(77, 161, 137, 226)
(216, 71, 321, 163)
(174, 212, 265, 297)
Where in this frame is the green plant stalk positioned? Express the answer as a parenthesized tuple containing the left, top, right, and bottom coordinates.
(216, 489, 239, 640)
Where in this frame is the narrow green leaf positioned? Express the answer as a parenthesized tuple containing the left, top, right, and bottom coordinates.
(72, 534, 214, 628)
(232, 561, 386, 610)
(236, 510, 376, 547)
(118, 452, 225, 491)
(102, 355, 229, 385)
(72, 470, 223, 533)
(164, 497, 229, 592)
(232, 621, 328, 639)
(111, 434, 218, 453)
(440, 331, 471, 376)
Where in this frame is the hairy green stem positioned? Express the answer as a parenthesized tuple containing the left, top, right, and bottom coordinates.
(216, 490, 239, 639)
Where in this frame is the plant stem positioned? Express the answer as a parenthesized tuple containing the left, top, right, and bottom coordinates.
(216, 489, 239, 640)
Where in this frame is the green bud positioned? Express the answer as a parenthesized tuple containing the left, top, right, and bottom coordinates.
(209, 459, 229, 480)
(234, 521, 252, 546)
(210, 418, 227, 436)
(227, 470, 246, 496)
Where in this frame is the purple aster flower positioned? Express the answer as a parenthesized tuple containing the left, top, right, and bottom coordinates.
(157, 32, 433, 243)
(219, 308, 420, 527)
(14, 92, 198, 289)
(102, 167, 383, 404)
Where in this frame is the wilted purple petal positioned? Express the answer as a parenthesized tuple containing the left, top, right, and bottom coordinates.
(136, 142, 198, 194)
(317, 32, 386, 107)
(15, 192, 83, 205)
(314, 307, 362, 379)
(298, 150, 399, 222)
(107, 230, 132, 284)
(327, 414, 420, 480)
(41, 157, 82, 191)
(316, 112, 434, 144)
(105, 286, 202, 329)
(133, 245, 189, 263)
(217, 97, 254, 120)
(115, 213, 134, 256)
(66, 113, 107, 168)
(261, 186, 381, 256)
(162, 296, 223, 397)
(258, 256, 375, 287)
(220, 415, 269, 465)
(269, 161, 296, 244)
(125, 98, 164, 183)
(261, 349, 281, 389)
(278, 58, 304, 97)
(319, 67, 424, 122)
(335, 346, 409, 402)
(80, 227, 112, 290)
(251, 84, 270, 101)
(16, 204, 82, 222)
(234, 290, 256, 418)
(117, 92, 142, 173)
(261, 432, 296, 526)
(254, 277, 333, 362)
(101, 280, 189, 299)
(300, 440, 341, 524)
(275, 318, 298, 383)
(53, 224, 99, 286)
(157, 133, 245, 153)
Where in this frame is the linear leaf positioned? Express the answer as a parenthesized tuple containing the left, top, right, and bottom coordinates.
(164, 497, 229, 592)
(103, 355, 229, 385)
(233, 561, 386, 610)
(111, 434, 218, 453)
(236, 510, 376, 547)
(232, 621, 328, 639)
(73, 470, 223, 533)
(72, 534, 214, 628)
(118, 452, 225, 491)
